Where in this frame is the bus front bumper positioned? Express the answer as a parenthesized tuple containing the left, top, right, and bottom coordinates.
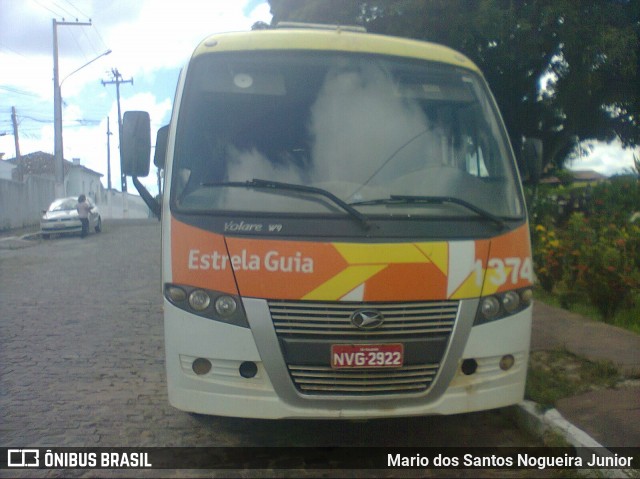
(164, 300, 531, 419)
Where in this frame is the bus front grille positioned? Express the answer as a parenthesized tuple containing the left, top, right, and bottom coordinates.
(269, 300, 458, 337)
(267, 300, 459, 396)
(288, 363, 439, 394)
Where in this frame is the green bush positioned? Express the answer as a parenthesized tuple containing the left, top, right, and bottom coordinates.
(532, 223, 563, 293)
(530, 175, 640, 323)
(589, 176, 640, 228)
(570, 218, 640, 320)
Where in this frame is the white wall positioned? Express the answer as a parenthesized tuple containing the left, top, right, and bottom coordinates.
(0, 177, 153, 232)
(98, 190, 153, 219)
(0, 175, 55, 230)
(0, 161, 16, 181)
(66, 166, 103, 202)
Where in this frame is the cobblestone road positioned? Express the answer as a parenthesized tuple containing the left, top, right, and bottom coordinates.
(0, 220, 546, 477)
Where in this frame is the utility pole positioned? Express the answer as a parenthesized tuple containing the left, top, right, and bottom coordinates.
(11, 106, 21, 160)
(106, 116, 113, 191)
(53, 18, 92, 198)
(101, 68, 133, 192)
(106, 116, 113, 218)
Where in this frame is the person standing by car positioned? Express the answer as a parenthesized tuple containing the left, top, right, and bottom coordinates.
(76, 194, 92, 238)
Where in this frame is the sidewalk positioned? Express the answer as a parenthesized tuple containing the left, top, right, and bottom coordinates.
(529, 301, 640, 449)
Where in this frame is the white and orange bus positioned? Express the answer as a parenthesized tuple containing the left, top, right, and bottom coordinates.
(122, 24, 539, 419)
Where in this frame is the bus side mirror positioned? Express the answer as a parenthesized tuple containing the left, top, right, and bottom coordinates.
(154, 125, 169, 169)
(121, 111, 151, 177)
(521, 137, 543, 186)
(122, 111, 161, 219)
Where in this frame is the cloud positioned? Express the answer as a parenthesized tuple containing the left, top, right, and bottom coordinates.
(0, 0, 273, 197)
(96, 0, 270, 79)
(0, 0, 271, 93)
(62, 92, 173, 193)
(567, 140, 640, 176)
(0, 0, 55, 55)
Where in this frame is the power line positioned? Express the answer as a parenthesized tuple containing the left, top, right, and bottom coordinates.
(91, 25, 110, 53)
(8, 127, 44, 134)
(81, 26, 101, 59)
(0, 85, 40, 97)
(68, 27, 90, 63)
(20, 115, 52, 123)
(0, 45, 28, 59)
(22, 131, 47, 140)
(53, 20, 109, 74)
(54, 0, 108, 57)
(61, 0, 91, 20)
(70, 118, 102, 124)
(31, 0, 64, 18)
(79, 3, 110, 51)
(50, 0, 81, 20)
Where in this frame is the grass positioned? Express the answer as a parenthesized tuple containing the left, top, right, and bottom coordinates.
(525, 349, 620, 410)
(534, 286, 640, 335)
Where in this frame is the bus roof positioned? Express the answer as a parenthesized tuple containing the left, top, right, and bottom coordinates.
(192, 27, 481, 74)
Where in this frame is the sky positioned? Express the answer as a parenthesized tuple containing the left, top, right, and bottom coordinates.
(0, 0, 638, 199)
(0, 0, 272, 195)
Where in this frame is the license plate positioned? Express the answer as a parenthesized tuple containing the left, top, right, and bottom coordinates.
(331, 344, 403, 369)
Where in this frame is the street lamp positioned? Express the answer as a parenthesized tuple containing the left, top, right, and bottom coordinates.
(60, 49, 112, 87)
(53, 48, 111, 197)
(53, 18, 111, 197)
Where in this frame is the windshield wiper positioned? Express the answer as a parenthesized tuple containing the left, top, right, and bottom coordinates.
(349, 128, 431, 199)
(350, 195, 505, 229)
(201, 179, 370, 229)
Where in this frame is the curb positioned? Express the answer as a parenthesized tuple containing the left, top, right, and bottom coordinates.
(515, 400, 637, 478)
(0, 232, 40, 249)
(516, 400, 605, 449)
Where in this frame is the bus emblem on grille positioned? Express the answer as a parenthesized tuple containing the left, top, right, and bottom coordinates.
(350, 310, 385, 329)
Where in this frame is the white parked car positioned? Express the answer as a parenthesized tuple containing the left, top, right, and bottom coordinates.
(41, 197, 102, 239)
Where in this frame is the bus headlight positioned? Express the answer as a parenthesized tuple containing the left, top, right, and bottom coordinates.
(502, 291, 520, 313)
(166, 285, 187, 303)
(480, 297, 501, 320)
(164, 283, 249, 328)
(474, 287, 533, 325)
(520, 288, 534, 306)
(215, 295, 237, 317)
(189, 289, 211, 311)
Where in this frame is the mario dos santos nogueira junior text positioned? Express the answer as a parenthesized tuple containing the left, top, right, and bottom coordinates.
(388, 452, 636, 470)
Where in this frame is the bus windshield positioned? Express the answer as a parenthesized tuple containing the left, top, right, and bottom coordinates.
(172, 51, 523, 219)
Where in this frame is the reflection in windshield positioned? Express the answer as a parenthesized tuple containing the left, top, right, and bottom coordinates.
(173, 52, 522, 218)
(50, 199, 77, 211)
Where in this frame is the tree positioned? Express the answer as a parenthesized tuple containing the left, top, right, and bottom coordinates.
(266, 0, 640, 171)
